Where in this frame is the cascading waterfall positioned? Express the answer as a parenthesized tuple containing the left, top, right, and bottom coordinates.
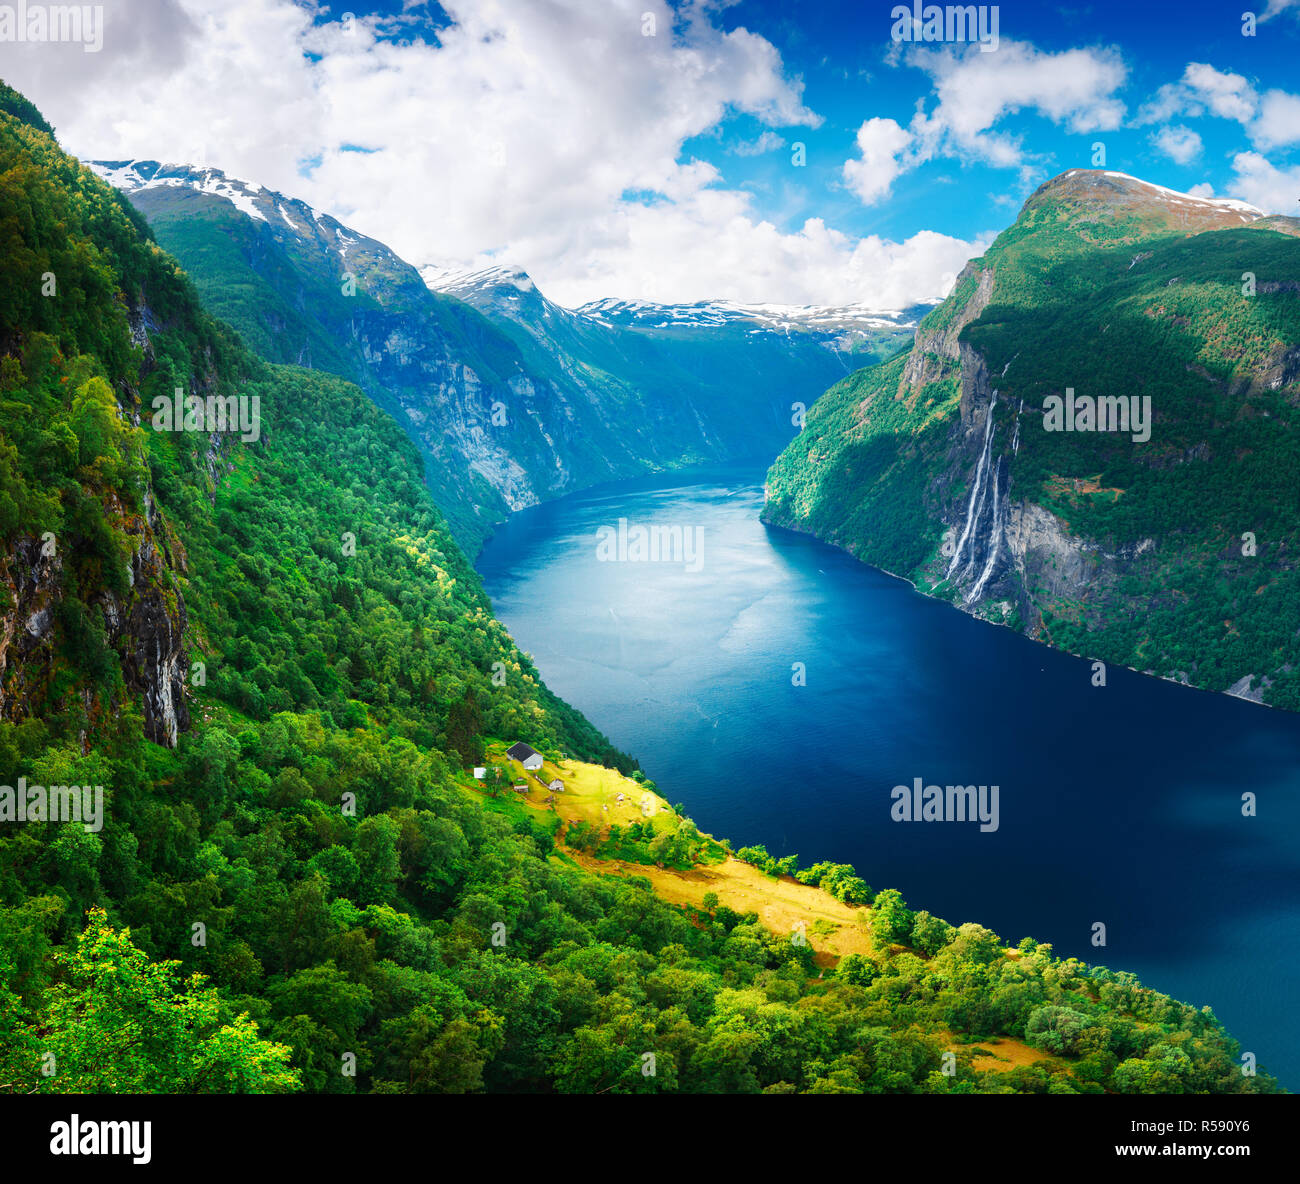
(967, 456, 1006, 604)
(946, 392, 998, 580)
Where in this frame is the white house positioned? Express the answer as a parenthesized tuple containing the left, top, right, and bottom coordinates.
(472, 767, 487, 780)
(507, 741, 544, 772)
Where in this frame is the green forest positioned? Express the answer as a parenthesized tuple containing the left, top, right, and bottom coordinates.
(766, 171, 1300, 708)
(0, 82, 1282, 1095)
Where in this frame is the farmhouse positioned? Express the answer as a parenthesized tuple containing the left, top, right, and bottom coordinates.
(506, 741, 544, 771)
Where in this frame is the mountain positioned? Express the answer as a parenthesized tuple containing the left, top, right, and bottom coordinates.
(765, 169, 1300, 709)
(430, 262, 925, 351)
(90, 161, 918, 555)
(0, 81, 1280, 1095)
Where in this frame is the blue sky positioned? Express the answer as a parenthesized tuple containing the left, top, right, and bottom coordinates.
(698, 0, 1300, 244)
(6, 0, 1300, 306)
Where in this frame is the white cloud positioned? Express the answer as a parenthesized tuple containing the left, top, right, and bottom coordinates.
(728, 130, 786, 156)
(0, 0, 984, 308)
(842, 117, 913, 205)
(1262, 0, 1300, 19)
(1183, 62, 1257, 123)
(1218, 151, 1300, 214)
(903, 40, 1128, 168)
(1151, 125, 1203, 164)
(1135, 62, 1300, 154)
(839, 40, 1126, 204)
(1253, 89, 1300, 150)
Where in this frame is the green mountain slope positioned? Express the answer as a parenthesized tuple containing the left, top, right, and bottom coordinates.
(92, 162, 915, 556)
(0, 90, 1280, 1095)
(766, 169, 1300, 709)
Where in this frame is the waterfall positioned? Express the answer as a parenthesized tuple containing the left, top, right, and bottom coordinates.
(1011, 398, 1023, 455)
(967, 456, 1006, 604)
(946, 393, 998, 580)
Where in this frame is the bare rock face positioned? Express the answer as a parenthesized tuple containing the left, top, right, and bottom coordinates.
(114, 493, 191, 747)
(0, 535, 64, 720)
(900, 263, 994, 400)
(0, 488, 191, 748)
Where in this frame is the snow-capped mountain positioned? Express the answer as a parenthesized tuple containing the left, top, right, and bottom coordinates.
(422, 263, 931, 344)
(92, 160, 917, 553)
(575, 297, 929, 333)
(90, 160, 382, 267)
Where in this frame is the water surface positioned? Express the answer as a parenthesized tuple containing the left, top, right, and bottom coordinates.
(477, 463, 1300, 1086)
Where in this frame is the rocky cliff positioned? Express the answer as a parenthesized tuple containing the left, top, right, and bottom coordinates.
(93, 162, 924, 556)
(765, 170, 1300, 709)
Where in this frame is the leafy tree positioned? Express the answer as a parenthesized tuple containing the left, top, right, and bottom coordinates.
(8, 909, 298, 1093)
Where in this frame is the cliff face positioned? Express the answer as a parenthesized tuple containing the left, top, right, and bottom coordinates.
(0, 118, 251, 749)
(92, 163, 921, 555)
(0, 442, 192, 749)
(115, 487, 191, 746)
(764, 170, 1300, 710)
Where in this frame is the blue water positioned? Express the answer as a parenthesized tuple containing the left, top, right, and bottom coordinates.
(477, 463, 1300, 1087)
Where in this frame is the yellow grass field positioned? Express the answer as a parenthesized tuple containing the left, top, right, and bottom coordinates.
(466, 745, 1059, 1077)
(472, 744, 874, 963)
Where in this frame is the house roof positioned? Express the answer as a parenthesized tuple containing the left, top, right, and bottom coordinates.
(507, 741, 540, 761)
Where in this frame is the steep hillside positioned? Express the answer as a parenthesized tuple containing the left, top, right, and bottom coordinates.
(0, 89, 1280, 1096)
(765, 170, 1300, 710)
(91, 162, 917, 555)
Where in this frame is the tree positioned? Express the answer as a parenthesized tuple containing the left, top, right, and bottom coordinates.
(12, 909, 298, 1093)
(836, 954, 878, 988)
(871, 888, 914, 948)
(911, 910, 956, 955)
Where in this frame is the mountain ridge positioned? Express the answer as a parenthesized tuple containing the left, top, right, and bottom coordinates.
(765, 167, 1300, 710)
(90, 159, 916, 555)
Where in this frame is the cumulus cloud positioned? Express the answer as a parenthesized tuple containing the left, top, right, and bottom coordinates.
(1183, 62, 1258, 123)
(842, 117, 913, 204)
(0, 0, 982, 307)
(903, 40, 1128, 166)
(1151, 125, 1203, 164)
(1253, 89, 1300, 150)
(1135, 62, 1300, 152)
(845, 39, 1127, 200)
(1216, 151, 1300, 214)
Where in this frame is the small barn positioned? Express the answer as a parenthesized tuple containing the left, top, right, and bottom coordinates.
(513, 783, 528, 794)
(506, 741, 544, 772)
(547, 778, 565, 793)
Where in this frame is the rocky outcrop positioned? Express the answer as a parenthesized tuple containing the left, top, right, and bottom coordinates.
(113, 489, 190, 747)
(0, 468, 191, 748)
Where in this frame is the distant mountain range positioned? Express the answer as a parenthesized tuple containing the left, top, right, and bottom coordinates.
(90, 160, 925, 553)
(765, 169, 1300, 709)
